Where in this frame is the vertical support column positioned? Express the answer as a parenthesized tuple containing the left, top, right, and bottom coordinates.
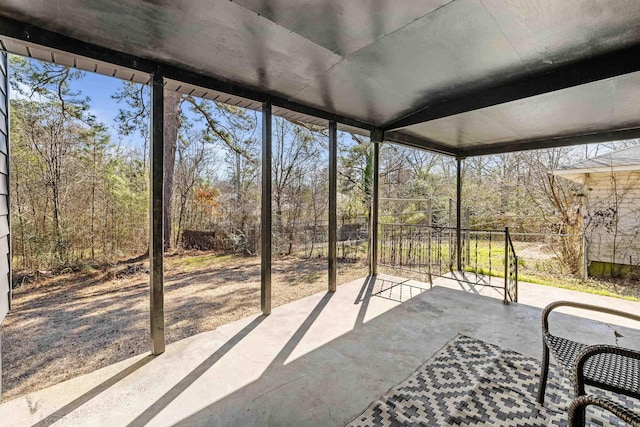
(150, 69, 165, 355)
(328, 121, 337, 292)
(369, 129, 382, 276)
(261, 100, 272, 314)
(456, 157, 463, 272)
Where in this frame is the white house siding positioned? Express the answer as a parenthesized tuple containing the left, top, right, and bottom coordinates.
(583, 171, 640, 266)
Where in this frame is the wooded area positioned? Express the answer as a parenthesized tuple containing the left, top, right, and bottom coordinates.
(8, 56, 640, 278)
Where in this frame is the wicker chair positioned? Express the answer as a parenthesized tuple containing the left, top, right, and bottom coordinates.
(568, 395, 640, 427)
(536, 301, 640, 413)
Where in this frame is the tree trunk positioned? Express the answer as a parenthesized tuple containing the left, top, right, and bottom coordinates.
(275, 193, 285, 254)
(176, 194, 188, 248)
(51, 182, 63, 261)
(163, 90, 182, 250)
(14, 168, 28, 268)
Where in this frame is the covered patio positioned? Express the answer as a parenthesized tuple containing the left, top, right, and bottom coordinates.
(1, 0, 640, 425)
(1, 275, 639, 425)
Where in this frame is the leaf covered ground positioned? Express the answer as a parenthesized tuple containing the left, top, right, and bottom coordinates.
(1, 252, 368, 401)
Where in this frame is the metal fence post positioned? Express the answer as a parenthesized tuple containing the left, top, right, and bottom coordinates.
(514, 253, 518, 302)
(465, 207, 471, 266)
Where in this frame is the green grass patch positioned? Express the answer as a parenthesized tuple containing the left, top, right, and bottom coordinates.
(518, 274, 640, 302)
(287, 271, 323, 285)
(464, 266, 640, 302)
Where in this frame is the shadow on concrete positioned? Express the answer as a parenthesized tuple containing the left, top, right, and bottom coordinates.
(169, 285, 508, 425)
(445, 271, 504, 298)
(167, 284, 640, 426)
(127, 292, 334, 426)
(354, 275, 376, 327)
(32, 354, 155, 427)
(371, 277, 430, 303)
(126, 315, 266, 427)
(267, 292, 334, 368)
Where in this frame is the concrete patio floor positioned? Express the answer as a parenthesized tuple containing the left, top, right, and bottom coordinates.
(1, 274, 639, 426)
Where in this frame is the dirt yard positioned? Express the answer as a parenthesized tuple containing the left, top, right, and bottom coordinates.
(1, 252, 368, 401)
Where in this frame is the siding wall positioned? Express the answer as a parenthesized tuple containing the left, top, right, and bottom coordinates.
(0, 51, 9, 399)
(0, 52, 9, 322)
(583, 171, 640, 265)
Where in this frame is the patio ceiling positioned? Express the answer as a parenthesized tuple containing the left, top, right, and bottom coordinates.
(1, 0, 640, 156)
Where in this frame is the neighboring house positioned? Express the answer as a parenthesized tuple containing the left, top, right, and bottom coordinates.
(554, 145, 640, 277)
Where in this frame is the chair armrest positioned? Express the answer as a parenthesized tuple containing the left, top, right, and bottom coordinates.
(568, 395, 640, 427)
(573, 344, 640, 396)
(541, 301, 640, 335)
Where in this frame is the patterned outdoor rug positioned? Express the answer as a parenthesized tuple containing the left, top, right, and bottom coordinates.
(347, 334, 633, 426)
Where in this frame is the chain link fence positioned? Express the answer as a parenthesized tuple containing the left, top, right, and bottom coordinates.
(182, 218, 370, 262)
(509, 232, 585, 279)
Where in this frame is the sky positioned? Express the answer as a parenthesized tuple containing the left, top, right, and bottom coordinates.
(76, 71, 127, 143)
(9, 56, 144, 149)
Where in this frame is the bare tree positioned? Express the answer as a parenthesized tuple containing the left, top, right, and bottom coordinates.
(114, 84, 257, 249)
(173, 132, 212, 246)
(272, 118, 320, 254)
